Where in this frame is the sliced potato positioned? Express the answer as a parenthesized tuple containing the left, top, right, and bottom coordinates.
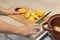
(34, 15, 39, 19)
(17, 8, 27, 14)
(29, 16, 35, 21)
(30, 12, 36, 17)
(36, 10, 44, 16)
(25, 12, 31, 18)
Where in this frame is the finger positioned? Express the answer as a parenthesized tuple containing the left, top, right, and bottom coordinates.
(29, 24, 40, 27)
(33, 27, 40, 31)
(34, 24, 39, 25)
(30, 23, 38, 25)
(31, 31, 37, 35)
(33, 24, 40, 27)
(13, 11, 20, 14)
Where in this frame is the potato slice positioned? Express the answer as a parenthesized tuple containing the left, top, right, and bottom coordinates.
(36, 10, 44, 17)
(17, 8, 27, 14)
(29, 16, 35, 21)
(25, 10, 33, 17)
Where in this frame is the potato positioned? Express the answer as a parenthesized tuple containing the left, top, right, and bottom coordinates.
(34, 15, 39, 19)
(25, 10, 33, 17)
(30, 12, 36, 17)
(29, 16, 35, 21)
(25, 11, 31, 18)
(36, 10, 44, 17)
(17, 8, 27, 14)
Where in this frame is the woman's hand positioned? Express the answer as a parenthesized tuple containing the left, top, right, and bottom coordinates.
(17, 24, 40, 36)
(7, 6, 20, 14)
(0, 6, 20, 14)
(0, 20, 40, 36)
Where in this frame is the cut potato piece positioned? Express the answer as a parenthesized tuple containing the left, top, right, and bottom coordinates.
(29, 16, 35, 21)
(36, 10, 44, 16)
(31, 12, 36, 17)
(34, 15, 39, 19)
(17, 8, 27, 14)
(25, 12, 31, 17)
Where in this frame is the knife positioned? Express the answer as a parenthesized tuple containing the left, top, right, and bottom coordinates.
(36, 11, 52, 24)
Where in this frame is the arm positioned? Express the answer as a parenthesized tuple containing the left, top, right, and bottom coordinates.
(0, 6, 40, 36)
(0, 7, 19, 14)
(0, 7, 9, 14)
(0, 20, 40, 36)
(0, 20, 20, 35)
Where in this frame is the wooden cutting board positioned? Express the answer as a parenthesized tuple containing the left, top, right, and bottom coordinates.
(8, 14, 35, 24)
(8, 7, 38, 24)
(7, 7, 51, 25)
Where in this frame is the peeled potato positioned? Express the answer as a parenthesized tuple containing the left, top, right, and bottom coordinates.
(36, 10, 44, 16)
(17, 8, 27, 14)
(34, 15, 39, 19)
(25, 10, 33, 17)
(28, 10, 32, 13)
(30, 12, 36, 17)
(29, 16, 35, 21)
(30, 11, 39, 19)
(25, 11, 31, 18)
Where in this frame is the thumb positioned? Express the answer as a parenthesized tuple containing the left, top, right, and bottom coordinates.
(13, 11, 20, 14)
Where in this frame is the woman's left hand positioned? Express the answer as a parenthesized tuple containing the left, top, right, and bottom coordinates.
(7, 6, 20, 14)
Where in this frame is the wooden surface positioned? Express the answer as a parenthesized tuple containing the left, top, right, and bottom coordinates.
(8, 14, 35, 24)
(8, 7, 38, 24)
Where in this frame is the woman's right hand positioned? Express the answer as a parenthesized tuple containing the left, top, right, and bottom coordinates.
(17, 24, 40, 36)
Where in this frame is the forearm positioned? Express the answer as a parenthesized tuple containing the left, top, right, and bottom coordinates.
(0, 7, 9, 14)
(0, 20, 20, 35)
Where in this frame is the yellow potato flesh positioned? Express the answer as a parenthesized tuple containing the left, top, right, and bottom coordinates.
(17, 8, 27, 14)
(29, 16, 35, 21)
(36, 10, 44, 16)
